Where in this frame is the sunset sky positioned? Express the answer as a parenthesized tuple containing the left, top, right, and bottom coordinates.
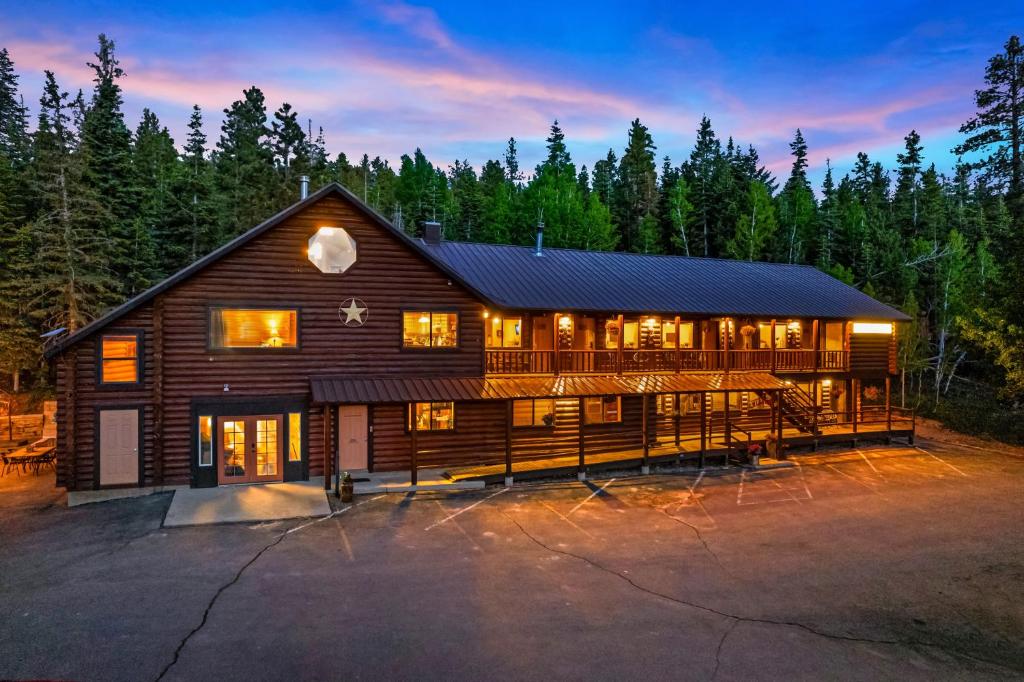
(2, 1, 1021, 186)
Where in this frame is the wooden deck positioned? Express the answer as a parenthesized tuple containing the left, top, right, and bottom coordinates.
(444, 422, 912, 484)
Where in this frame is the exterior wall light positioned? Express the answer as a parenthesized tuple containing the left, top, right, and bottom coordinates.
(852, 322, 893, 334)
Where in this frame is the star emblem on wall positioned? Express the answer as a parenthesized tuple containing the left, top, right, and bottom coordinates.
(339, 298, 368, 326)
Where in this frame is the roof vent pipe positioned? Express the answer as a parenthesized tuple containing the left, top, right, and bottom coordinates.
(534, 221, 544, 256)
(299, 175, 310, 200)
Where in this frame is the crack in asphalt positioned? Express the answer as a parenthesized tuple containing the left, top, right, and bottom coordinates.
(657, 507, 727, 571)
(501, 509, 923, 650)
(154, 528, 290, 681)
(152, 499, 381, 682)
(711, 620, 739, 681)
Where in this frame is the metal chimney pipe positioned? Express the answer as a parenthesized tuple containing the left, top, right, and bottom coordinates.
(534, 221, 544, 256)
(299, 175, 310, 200)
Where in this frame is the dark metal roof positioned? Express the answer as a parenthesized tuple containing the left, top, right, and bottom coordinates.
(310, 373, 788, 404)
(425, 241, 909, 321)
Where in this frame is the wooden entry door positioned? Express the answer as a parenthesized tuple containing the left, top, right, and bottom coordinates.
(99, 408, 140, 486)
(217, 415, 284, 484)
(338, 405, 368, 471)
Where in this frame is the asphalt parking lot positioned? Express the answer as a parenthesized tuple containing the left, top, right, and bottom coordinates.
(2, 435, 1023, 681)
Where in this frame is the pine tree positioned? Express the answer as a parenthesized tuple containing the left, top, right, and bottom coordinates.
(180, 105, 217, 264)
(614, 118, 659, 252)
(271, 102, 307, 203)
(26, 71, 119, 334)
(817, 161, 838, 268)
(478, 159, 512, 244)
(893, 130, 924, 240)
(955, 35, 1024, 222)
(214, 86, 276, 237)
(592, 149, 617, 206)
(776, 129, 817, 263)
(0, 48, 30, 163)
(80, 34, 139, 291)
(666, 175, 693, 256)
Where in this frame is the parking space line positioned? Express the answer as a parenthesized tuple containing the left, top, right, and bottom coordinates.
(337, 525, 355, 561)
(540, 501, 595, 538)
(793, 461, 814, 500)
(827, 463, 879, 492)
(855, 449, 885, 479)
(567, 478, 617, 516)
(915, 446, 969, 477)
(736, 471, 746, 505)
(424, 487, 509, 531)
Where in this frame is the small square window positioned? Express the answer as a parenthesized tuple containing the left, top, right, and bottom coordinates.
(100, 334, 140, 384)
(409, 402, 455, 431)
(584, 396, 621, 424)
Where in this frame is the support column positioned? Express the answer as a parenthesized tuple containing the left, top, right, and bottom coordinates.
(641, 393, 650, 475)
(723, 390, 731, 463)
(616, 314, 625, 375)
(674, 316, 681, 373)
(770, 319, 777, 373)
(851, 379, 859, 436)
(674, 393, 681, 447)
(505, 400, 513, 487)
(776, 389, 786, 459)
(723, 319, 731, 373)
(699, 392, 707, 469)
(410, 405, 419, 485)
(577, 397, 586, 481)
(885, 375, 892, 441)
(323, 405, 332, 491)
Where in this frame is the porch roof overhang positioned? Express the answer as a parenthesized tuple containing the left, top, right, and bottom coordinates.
(310, 373, 789, 404)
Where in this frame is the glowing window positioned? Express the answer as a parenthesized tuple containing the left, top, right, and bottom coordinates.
(198, 415, 213, 467)
(486, 315, 522, 348)
(100, 334, 140, 384)
(409, 402, 455, 431)
(403, 312, 458, 348)
(512, 399, 556, 427)
(852, 322, 893, 335)
(288, 412, 302, 462)
(308, 226, 357, 274)
(584, 396, 621, 424)
(210, 308, 298, 349)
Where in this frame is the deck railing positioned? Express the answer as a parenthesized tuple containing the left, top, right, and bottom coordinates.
(485, 348, 849, 375)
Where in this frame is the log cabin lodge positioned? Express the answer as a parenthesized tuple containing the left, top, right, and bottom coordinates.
(45, 181, 912, 494)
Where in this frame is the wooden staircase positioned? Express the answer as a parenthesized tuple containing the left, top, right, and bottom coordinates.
(756, 386, 820, 435)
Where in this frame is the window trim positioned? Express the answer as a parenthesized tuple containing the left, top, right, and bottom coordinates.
(97, 329, 144, 388)
(206, 304, 302, 353)
(512, 398, 557, 429)
(400, 308, 461, 351)
(583, 395, 622, 425)
(407, 401, 457, 432)
(197, 415, 214, 467)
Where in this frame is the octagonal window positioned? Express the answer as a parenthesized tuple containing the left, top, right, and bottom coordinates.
(308, 226, 357, 274)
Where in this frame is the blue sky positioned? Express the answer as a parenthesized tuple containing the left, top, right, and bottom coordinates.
(1, 1, 1021, 188)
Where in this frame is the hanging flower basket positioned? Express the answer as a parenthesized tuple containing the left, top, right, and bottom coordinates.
(740, 324, 756, 337)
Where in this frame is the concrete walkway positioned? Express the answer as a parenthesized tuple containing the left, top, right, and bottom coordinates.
(164, 480, 331, 527)
(349, 468, 486, 495)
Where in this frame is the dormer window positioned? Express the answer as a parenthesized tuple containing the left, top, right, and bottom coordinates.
(308, 226, 357, 274)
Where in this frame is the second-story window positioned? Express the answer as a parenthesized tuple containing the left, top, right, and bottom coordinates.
(486, 315, 522, 348)
(100, 333, 142, 384)
(210, 308, 298, 349)
(403, 312, 458, 348)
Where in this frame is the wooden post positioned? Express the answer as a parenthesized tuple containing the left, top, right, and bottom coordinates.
(323, 405, 332, 491)
(851, 379, 859, 434)
(641, 393, 650, 473)
(152, 296, 164, 487)
(723, 390, 731, 463)
(553, 312, 561, 375)
(410, 405, 418, 485)
(722, 319, 731, 373)
(674, 393, 681, 447)
(577, 397, 586, 480)
(770, 319, 777, 373)
(505, 400, 513, 486)
(674, 316, 681, 373)
(885, 375, 892, 437)
(616, 314, 625, 375)
(699, 392, 707, 468)
(777, 389, 786, 459)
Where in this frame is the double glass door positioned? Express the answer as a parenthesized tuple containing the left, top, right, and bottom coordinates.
(217, 415, 284, 484)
